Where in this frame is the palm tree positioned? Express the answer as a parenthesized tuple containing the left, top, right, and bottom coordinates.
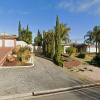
(54, 23, 71, 40)
(60, 23, 71, 40)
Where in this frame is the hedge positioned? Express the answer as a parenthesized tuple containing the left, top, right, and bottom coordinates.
(90, 56, 100, 67)
(78, 53, 85, 59)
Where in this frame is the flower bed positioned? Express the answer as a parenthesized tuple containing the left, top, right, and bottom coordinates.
(2, 45, 34, 66)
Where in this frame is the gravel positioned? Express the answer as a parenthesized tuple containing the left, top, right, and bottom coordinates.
(0, 56, 91, 96)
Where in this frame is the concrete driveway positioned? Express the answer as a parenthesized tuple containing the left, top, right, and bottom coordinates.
(0, 56, 91, 96)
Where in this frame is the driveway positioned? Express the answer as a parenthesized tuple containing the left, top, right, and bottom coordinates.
(0, 56, 92, 96)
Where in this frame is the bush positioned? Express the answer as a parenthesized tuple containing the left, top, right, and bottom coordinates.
(22, 50, 31, 63)
(66, 58, 69, 62)
(18, 53, 22, 61)
(57, 60, 63, 67)
(21, 46, 32, 52)
(78, 53, 85, 59)
(66, 47, 76, 57)
(12, 45, 21, 54)
(90, 56, 100, 67)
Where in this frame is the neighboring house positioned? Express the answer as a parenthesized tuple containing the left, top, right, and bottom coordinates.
(71, 43, 99, 53)
(62, 40, 99, 53)
(0, 33, 18, 47)
(0, 33, 18, 66)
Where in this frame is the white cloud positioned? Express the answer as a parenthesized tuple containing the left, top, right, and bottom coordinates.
(58, 0, 100, 15)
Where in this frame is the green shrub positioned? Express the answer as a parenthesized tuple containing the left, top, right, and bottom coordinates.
(21, 46, 32, 52)
(84, 67, 87, 69)
(78, 53, 85, 59)
(88, 69, 93, 72)
(90, 56, 100, 67)
(56, 60, 63, 67)
(18, 53, 22, 61)
(66, 47, 76, 56)
(66, 59, 69, 62)
(79, 69, 84, 72)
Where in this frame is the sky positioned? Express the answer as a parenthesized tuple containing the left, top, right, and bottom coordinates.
(0, 0, 100, 43)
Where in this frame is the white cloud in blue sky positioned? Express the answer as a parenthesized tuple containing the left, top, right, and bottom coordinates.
(58, 0, 100, 15)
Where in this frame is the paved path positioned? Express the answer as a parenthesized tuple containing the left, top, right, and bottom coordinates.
(0, 56, 92, 96)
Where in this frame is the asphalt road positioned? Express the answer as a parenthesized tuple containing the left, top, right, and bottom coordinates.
(13, 86, 100, 100)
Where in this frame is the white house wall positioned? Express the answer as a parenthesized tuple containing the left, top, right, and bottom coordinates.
(5, 40, 14, 47)
(87, 47, 99, 53)
(16, 41, 28, 47)
(64, 46, 70, 53)
(0, 40, 2, 47)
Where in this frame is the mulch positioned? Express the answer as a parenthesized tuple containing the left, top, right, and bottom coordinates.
(61, 57, 81, 68)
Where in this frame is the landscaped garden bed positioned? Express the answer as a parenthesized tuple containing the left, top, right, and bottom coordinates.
(2, 45, 34, 66)
(3, 57, 32, 66)
(60, 56, 81, 68)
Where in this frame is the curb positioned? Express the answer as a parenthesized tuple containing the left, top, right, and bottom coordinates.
(0, 65, 34, 69)
(32, 83, 100, 96)
(0, 83, 100, 99)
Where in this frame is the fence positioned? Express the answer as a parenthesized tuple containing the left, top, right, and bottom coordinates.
(16, 41, 42, 53)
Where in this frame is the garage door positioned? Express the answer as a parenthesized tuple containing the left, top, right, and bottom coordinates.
(5, 40, 14, 47)
(0, 40, 2, 47)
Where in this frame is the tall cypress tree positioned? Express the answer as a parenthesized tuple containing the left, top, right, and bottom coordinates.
(34, 29, 42, 46)
(27, 24, 29, 31)
(43, 30, 46, 53)
(54, 15, 61, 62)
(18, 21, 21, 40)
(51, 30, 55, 59)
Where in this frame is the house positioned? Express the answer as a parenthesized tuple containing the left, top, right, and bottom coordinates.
(71, 43, 99, 53)
(0, 33, 18, 47)
(62, 40, 99, 53)
(0, 33, 18, 66)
